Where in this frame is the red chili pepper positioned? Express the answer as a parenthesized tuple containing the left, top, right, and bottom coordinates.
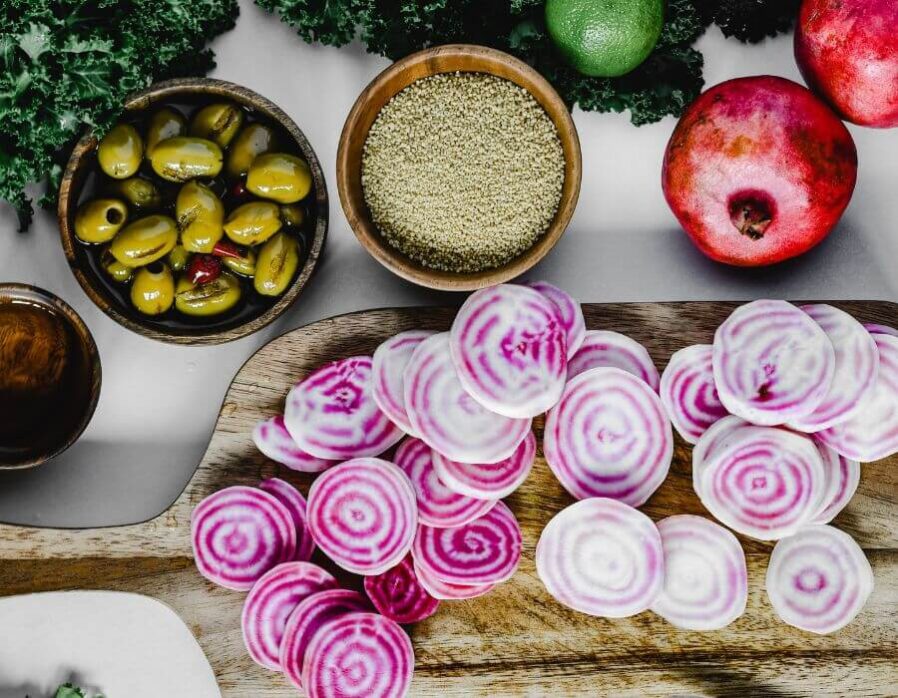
(212, 239, 242, 259)
(187, 254, 222, 285)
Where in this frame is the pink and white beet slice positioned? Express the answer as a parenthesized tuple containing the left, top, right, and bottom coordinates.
(660, 344, 728, 444)
(431, 431, 537, 501)
(364, 556, 440, 624)
(412, 560, 497, 600)
(257, 477, 316, 562)
(568, 330, 660, 391)
(809, 438, 860, 525)
(372, 330, 437, 436)
(252, 416, 337, 473)
(525, 280, 586, 358)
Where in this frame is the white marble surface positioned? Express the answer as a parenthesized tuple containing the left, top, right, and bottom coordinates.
(1, 0, 896, 526)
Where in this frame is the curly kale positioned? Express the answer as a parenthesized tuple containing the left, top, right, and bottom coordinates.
(696, 0, 802, 43)
(0, 0, 238, 230)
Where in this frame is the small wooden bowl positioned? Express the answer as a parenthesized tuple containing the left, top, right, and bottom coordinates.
(58, 78, 328, 345)
(0, 284, 101, 469)
(337, 44, 582, 291)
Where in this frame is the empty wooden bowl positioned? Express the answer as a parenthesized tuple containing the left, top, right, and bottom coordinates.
(337, 44, 582, 292)
(58, 78, 328, 345)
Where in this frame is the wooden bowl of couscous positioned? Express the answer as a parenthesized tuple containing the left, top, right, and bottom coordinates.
(337, 44, 581, 291)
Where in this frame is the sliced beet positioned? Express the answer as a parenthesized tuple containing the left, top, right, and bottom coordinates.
(568, 330, 660, 391)
(252, 416, 337, 473)
(372, 330, 437, 436)
(258, 477, 315, 562)
(431, 431, 536, 501)
(659, 344, 728, 444)
(364, 556, 440, 624)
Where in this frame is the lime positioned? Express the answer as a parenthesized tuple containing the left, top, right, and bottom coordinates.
(545, 0, 664, 78)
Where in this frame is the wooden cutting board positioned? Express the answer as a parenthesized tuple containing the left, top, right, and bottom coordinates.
(1, 302, 896, 697)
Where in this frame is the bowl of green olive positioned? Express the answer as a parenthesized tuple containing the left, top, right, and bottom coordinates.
(58, 78, 328, 345)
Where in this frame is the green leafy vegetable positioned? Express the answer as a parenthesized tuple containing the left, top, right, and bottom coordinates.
(0, 0, 239, 231)
(52, 683, 99, 698)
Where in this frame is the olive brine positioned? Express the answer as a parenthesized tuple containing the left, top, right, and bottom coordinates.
(75, 101, 314, 319)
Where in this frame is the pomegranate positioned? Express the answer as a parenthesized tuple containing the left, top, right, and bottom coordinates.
(795, 0, 898, 128)
(662, 76, 857, 267)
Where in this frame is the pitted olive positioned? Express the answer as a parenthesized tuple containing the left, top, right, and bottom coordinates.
(222, 201, 282, 246)
(279, 203, 305, 227)
(149, 137, 223, 182)
(74, 198, 128, 244)
(246, 153, 312, 204)
(167, 245, 190, 272)
(100, 247, 133, 283)
(97, 124, 144, 179)
(146, 107, 187, 153)
(189, 102, 244, 148)
(176, 181, 224, 253)
(106, 177, 161, 211)
(110, 215, 178, 267)
(131, 262, 175, 316)
(222, 246, 257, 277)
(175, 271, 242, 317)
(226, 123, 278, 178)
(254, 232, 299, 297)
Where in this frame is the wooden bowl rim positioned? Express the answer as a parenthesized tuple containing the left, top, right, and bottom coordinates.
(0, 282, 102, 469)
(337, 44, 582, 292)
(58, 77, 329, 346)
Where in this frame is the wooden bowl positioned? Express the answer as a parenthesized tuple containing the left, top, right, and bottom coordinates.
(337, 44, 582, 292)
(58, 78, 328, 345)
(0, 284, 101, 469)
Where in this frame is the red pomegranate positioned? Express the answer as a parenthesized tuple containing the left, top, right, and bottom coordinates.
(662, 76, 857, 267)
(795, 0, 898, 128)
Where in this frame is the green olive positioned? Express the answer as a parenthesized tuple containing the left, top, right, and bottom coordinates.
(100, 247, 133, 283)
(106, 177, 161, 211)
(97, 124, 144, 180)
(226, 123, 278, 178)
(246, 153, 312, 204)
(222, 246, 256, 277)
(167, 245, 190, 272)
(222, 201, 282, 246)
(74, 198, 128, 244)
(279, 203, 305, 227)
(130, 262, 175, 316)
(189, 102, 244, 149)
(149, 137, 223, 182)
(145, 107, 187, 154)
(254, 232, 300, 297)
(175, 272, 242, 317)
(110, 215, 178, 267)
(176, 181, 224, 253)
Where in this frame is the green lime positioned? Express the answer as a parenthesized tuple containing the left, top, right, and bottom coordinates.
(545, 0, 664, 78)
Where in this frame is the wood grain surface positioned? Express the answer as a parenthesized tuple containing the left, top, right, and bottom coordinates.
(0, 302, 896, 697)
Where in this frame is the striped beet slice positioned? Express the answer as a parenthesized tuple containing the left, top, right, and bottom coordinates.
(258, 478, 315, 562)
(301, 612, 414, 698)
(412, 560, 496, 600)
(691, 415, 756, 498)
(568, 330, 661, 391)
(544, 367, 673, 506)
(412, 501, 522, 585)
(252, 416, 337, 473)
(431, 431, 536, 501)
(372, 330, 437, 436)
(864, 323, 898, 337)
(449, 284, 568, 418)
(394, 437, 496, 528)
(284, 356, 404, 460)
(525, 280, 586, 358)
(404, 332, 531, 464)
(241, 561, 337, 671)
(280, 589, 372, 690)
(712, 300, 835, 426)
(659, 344, 728, 444)
(307, 458, 417, 575)
(810, 438, 860, 525)
(191, 486, 297, 591)
(364, 556, 440, 624)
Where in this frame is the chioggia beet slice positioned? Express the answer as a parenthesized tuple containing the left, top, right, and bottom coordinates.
(412, 560, 496, 600)
(864, 323, 898, 338)
(301, 612, 414, 698)
(810, 438, 860, 525)
(766, 525, 874, 634)
(712, 300, 835, 426)
(568, 330, 661, 391)
(364, 556, 440, 624)
(649, 515, 747, 631)
(252, 416, 337, 473)
(258, 477, 315, 562)
(191, 485, 297, 591)
(787, 304, 879, 432)
(404, 332, 531, 464)
(394, 437, 496, 528)
(544, 367, 673, 506)
(279, 589, 372, 690)
(660, 344, 729, 444)
(372, 330, 437, 436)
(536, 498, 664, 618)
(525, 280, 586, 358)
(432, 431, 536, 501)
(241, 561, 338, 671)
(698, 427, 825, 540)
(449, 284, 567, 418)
(691, 415, 756, 498)
(284, 356, 404, 460)
(307, 458, 417, 575)
(412, 501, 522, 586)
(817, 334, 898, 462)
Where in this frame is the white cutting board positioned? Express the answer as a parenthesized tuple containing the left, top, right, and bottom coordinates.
(0, 591, 221, 698)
